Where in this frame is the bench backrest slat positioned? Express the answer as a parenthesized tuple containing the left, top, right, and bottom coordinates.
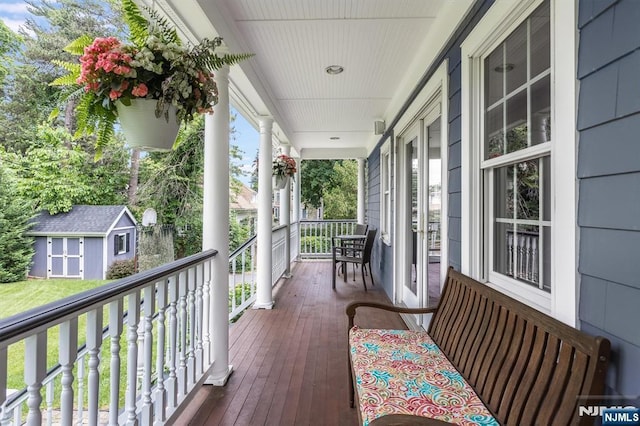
(427, 268, 610, 425)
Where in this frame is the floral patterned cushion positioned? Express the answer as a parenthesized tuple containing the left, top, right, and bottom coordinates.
(349, 326, 498, 426)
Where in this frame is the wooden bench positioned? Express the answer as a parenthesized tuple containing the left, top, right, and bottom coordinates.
(346, 267, 610, 425)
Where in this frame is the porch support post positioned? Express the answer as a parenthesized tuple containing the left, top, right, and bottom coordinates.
(203, 64, 232, 386)
(357, 158, 366, 224)
(292, 159, 301, 223)
(279, 145, 292, 277)
(255, 117, 275, 309)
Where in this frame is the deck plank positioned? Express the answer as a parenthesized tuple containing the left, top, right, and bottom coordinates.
(175, 260, 407, 425)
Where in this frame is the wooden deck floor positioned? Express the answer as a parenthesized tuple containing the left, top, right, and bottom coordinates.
(174, 260, 407, 426)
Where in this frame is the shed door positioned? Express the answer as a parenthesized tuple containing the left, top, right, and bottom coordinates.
(48, 237, 84, 278)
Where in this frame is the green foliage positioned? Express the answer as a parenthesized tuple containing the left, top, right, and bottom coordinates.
(323, 160, 358, 219)
(301, 160, 338, 209)
(300, 236, 332, 253)
(106, 259, 135, 279)
(0, 0, 124, 154)
(6, 124, 128, 214)
(0, 164, 35, 283)
(136, 115, 247, 258)
(0, 20, 21, 91)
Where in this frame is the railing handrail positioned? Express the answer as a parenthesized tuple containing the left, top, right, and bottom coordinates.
(0, 249, 217, 346)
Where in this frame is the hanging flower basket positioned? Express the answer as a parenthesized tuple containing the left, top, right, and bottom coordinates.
(272, 154, 296, 182)
(273, 175, 288, 190)
(116, 99, 179, 151)
(49, 0, 253, 158)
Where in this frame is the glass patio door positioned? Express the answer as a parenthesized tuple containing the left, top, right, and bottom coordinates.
(400, 108, 443, 322)
(401, 128, 422, 311)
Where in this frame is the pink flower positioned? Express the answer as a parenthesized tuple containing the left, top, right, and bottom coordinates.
(131, 83, 148, 97)
(109, 89, 122, 100)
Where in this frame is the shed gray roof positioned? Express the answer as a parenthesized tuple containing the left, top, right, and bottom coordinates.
(29, 205, 135, 235)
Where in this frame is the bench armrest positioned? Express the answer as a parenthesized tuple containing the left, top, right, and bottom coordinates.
(346, 301, 438, 329)
(370, 414, 455, 425)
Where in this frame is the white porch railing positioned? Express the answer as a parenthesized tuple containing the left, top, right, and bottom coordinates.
(0, 250, 218, 425)
(298, 220, 359, 258)
(0, 221, 299, 425)
(227, 223, 296, 321)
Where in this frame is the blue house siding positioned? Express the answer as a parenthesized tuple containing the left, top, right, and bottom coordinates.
(107, 228, 136, 269)
(447, 48, 463, 272)
(83, 237, 104, 280)
(367, 140, 395, 296)
(577, 0, 640, 396)
(29, 237, 48, 278)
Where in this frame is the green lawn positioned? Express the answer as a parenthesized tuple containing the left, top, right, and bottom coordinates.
(0, 279, 125, 409)
(0, 279, 107, 320)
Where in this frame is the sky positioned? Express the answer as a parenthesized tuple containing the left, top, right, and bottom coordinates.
(0, 0, 260, 185)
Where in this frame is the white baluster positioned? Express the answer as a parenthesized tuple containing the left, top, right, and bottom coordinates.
(202, 264, 211, 367)
(86, 308, 103, 426)
(126, 291, 140, 426)
(0, 345, 8, 422)
(24, 332, 46, 426)
(155, 280, 168, 425)
(166, 275, 178, 409)
(187, 268, 197, 388)
(59, 318, 78, 426)
(178, 271, 188, 397)
(507, 232, 516, 277)
(108, 300, 123, 426)
(195, 264, 204, 376)
(141, 285, 156, 425)
(46, 380, 54, 426)
(532, 235, 539, 284)
(77, 354, 85, 425)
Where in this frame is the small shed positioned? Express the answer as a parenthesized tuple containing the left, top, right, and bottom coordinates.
(27, 205, 137, 280)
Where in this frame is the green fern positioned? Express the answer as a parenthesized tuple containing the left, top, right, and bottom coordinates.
(121, 0, 149, 47)
(63, 35, 93, 55)
(50, 71, 80, 87)
(94, 113, 117, 160)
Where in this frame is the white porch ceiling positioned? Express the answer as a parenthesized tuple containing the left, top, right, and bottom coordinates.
(151, 0, 472, 158)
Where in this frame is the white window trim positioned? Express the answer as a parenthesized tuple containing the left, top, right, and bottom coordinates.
(461, 0, 577, 325)
(116, 233, 128, 255)
(380, 140, 392, 245)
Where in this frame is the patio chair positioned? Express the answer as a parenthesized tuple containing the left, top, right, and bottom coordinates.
(332, 229, 377, 291)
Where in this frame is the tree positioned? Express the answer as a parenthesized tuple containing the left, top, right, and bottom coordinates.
(0, 21, 21, 93)
(323, 160, 358, 219)
(0, 161, 34, 283)
(136, 114, 247, 258)
(0, 0, 124, 153)
(300, 159, 337, 209)
(8, 125, 128, 214)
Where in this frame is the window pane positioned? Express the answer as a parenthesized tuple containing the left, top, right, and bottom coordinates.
(531, 76, 551, 145)
(485, 48, 504, 106)
(506, 89, 528, 153)
(542, 226, 551, 292)
(494, 165, 514, 218)
(542, 156, 551, 221)
(516, 159, 539, 220)
(494, 222, 514, 278)
(505, 21, 528, 94)
(530, 1, 550, 78)
(485, 104, 504, 159)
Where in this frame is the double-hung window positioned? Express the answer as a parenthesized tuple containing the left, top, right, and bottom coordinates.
(462, 0, 577, 322)
(484, 1, 551, 292)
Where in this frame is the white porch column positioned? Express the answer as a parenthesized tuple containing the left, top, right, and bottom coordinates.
(279, 145, 292, 276)
(255, 117, 274, 309)
(292, 160, 301, 223)
(357, 158, 366, 224)
(203, 64, 232, 385)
